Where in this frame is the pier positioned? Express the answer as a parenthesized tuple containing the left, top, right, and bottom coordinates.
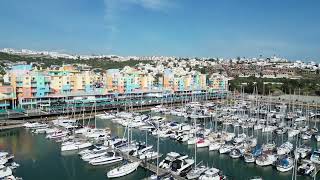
(116, 150, 186, 180)
(0, 124, 24, 131)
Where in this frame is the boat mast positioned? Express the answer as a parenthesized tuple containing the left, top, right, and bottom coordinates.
(156, 117, 160, 177)
(94, 100, 97, 129)
(194, 117, 197, 169)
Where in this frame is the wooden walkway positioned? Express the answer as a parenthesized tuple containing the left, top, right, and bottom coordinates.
(0, 124, 24, 131)
(116, 150, 186, 180)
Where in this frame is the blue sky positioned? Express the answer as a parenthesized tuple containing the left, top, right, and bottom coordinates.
(0, 0, 319, 60)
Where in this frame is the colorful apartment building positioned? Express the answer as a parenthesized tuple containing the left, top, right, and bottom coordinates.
(0, 64, 228, 110)
(0, 84, 15, 109)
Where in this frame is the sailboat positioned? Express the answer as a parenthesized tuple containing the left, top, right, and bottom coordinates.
(186, 118, 209, 179)
(106, 161, 140, 178)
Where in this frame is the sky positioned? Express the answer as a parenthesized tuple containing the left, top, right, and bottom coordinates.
(0, 0, 319, 60)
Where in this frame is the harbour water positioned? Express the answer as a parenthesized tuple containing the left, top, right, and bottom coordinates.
(0, 113, 318, 180)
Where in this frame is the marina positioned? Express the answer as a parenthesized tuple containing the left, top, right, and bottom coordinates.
(1, 1, 320, 179)
(1, 95, 320, 179)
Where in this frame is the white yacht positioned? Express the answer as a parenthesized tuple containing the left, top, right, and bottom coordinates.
(262, 142, 276, 151)
(139, 151, 160, 160)
(294, 145, 312, 159)
(229, 149, 242, 159)
(46, 131, 68, 139)
(186, 165, 208, 180)
(244, 153, 255, 163)
(78, 145, 107, 156)
(209, 141, 224, 151)
(297, 161, 315, 176)
(159, 152, 188, 169)
(199, 168, 224, 180)
(89, 151, 123, 166)
(219, 144, 234, 154)
(310, 150, 320, 164)
(233, 133, 246, 144)
(288, 128, 300, 138)
(301, 132, 312, 140)
(107, 161, 140, 178)
(170, 158, 194, 176)
(187, 137, 196, 145)
(256, 154, 277, 166)
(196, 138, 210, 148)
(0, 165, 12, 179)
(277, 142, 293, 155)
(23, 122, 48, 129)
(276, 157, 293, 172)
(61, 141, 92, 152)
(262, 125, 277, 133)
(85, 128, 111, 140)
(81, 148, 108, 161)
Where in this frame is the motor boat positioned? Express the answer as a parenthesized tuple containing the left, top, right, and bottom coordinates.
(288, 128, 300, 138)
(275, 127, 287, 135)
(96, 112, 115, 120)
(81, 148, 108, 161)
(118, 143, 138, 153)
(159, 152, 188, 169)
(276, 157, 294, 172)
(245, 137, 257, 148)
(139, 151, 160, 160)
(256, 154, 277, 166)
(233, 133, 246, 144)
(253, 124, 264, 130)
(196, 138, 210, 148)
(186, 165, 208, 180)
(170, 158, 194, 176)
(221, 132, 235, 142)
(23, 122, 48, 129)
(209, 141, 224, 151)
(129, 144, 153, 157)
(106, 161, 140, 178)
(85, 128, 110, 139)
(262, 126, 277, 133)
(297, 161, 315, 176)
(46, 131, 69, 139)
(89, 151, 123, 166)
(219, 144, 234, 154)
(61, 141, 92, 152)
(301, 132, 312, 140)
(244, 153, 255, 163)
(187, 137, 196, 145)
(177, 134, 189, 143)
(0, 165, 12, 179)
(199, 168, 225, 180)
(294, 145, 312, 159)
(277, 142, 293, 155)
(229, 149, 242, 159)
(249, 176, 263, 180)
(310, 150, 320, 164)
(78, 145, 107, 156)
(262, 143, 276, 152)
(32, 127, 49, 134)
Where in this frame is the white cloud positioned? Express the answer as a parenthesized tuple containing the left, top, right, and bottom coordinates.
(103, 0, 175, 52)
